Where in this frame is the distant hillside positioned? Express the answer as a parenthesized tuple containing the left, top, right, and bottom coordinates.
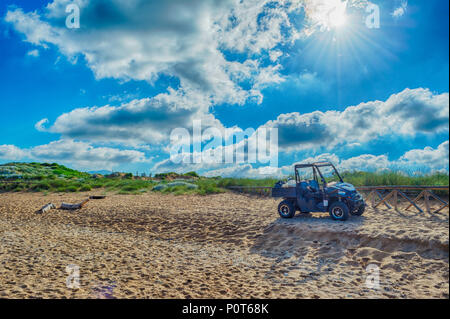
(0, 162, 90, 180)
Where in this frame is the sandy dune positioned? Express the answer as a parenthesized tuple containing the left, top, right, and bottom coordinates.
(0, 191, 448, 298)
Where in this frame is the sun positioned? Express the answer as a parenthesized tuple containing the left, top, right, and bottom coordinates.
(306, 0, 349, 31)
(328, 6, 348, 28)
(327, 0, 348, 29)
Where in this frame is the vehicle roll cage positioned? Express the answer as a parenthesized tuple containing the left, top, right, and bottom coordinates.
(294, 161, 343, 185)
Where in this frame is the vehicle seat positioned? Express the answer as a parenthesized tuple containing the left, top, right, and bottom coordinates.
(299, 181, 308, 190)
(308, 180, 319, 192)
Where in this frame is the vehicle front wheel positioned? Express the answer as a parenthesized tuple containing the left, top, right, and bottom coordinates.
(329, 201, 349, 221)
(351, 204, 365, 216)
(278, 200, 295, 218)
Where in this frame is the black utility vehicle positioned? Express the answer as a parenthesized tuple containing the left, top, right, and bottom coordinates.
(272, 162, 365, 221)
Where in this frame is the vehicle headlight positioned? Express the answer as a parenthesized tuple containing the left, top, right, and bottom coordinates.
(338, 191, 346, 196)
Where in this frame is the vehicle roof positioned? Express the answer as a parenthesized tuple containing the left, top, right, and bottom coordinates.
(294, 161, 334, 168)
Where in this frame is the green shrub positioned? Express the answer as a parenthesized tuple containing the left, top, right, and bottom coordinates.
(55, 186, 67, 192)
(121, 185, 142, 192)
(79, 185, 92, 191)
(184, 171, 199, 178)
(48, 179, 67, 188)
(32, 182, 51, 191)
(91, 182, 103, 188)
(66, 186, 79, 192)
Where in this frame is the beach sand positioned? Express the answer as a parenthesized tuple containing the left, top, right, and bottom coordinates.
(0, 191, 448, 298)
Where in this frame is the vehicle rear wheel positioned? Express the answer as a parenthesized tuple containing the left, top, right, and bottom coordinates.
(329, 201, 349, 221)
(278, 200, 295, 218)
(351, 205, 365, 216)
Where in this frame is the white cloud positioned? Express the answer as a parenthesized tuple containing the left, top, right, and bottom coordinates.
(215, 0, 302, 53)
(263, 88, 449, 151)
(37, 88, 226, 147)
(392, 1, 407, 19)
(26, 49, 39, 57)
(398, 140, 449, 172)
(269, 49, 283, 62)
(337, 141, 449, 174)
(5, 0, 293, 108)
(0, 140, 150, 170)
(35, 118, 49, 132)
(339, 154, 390, 172)
(0, 145, 28, 160)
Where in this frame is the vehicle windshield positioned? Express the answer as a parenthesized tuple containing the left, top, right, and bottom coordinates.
(295, 163, 343, 185)
(316, 164, 343, 184)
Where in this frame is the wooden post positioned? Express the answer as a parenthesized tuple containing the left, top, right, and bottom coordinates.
(393, 190, 398, 211)
(369, 190, 376, 207)
(424, 190, 430, 213)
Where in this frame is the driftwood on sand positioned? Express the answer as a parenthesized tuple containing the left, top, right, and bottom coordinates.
(37, 195, 104, 213)
(89, 195, 106, 199)
(60, 199, 90, 210)
(36, 203, 56, 214)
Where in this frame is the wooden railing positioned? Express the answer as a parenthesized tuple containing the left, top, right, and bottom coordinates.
(227, 185, 449, 214)
(359, 186, 448, 214)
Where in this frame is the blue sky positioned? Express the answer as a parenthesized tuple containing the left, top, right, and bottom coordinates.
(0, 0, 448, 177)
